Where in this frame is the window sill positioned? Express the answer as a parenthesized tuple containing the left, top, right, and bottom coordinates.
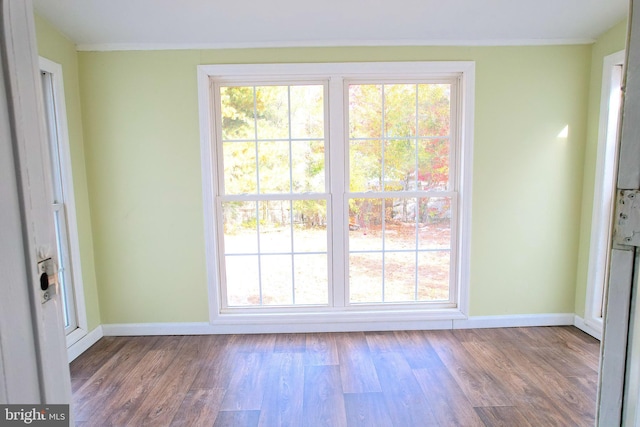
(210, 307, 466, 333)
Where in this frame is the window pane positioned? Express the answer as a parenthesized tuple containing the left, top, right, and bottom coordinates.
(418, 197, 451, 250)
(256, 86, 289, 140)
(262, 255, 293, 305)
(383, 139, 416, 191)
(349, 253, 383, 303)
(384, 84, 417, 138)
(350, 140, 382, 192)
(54, 209, 70, 327)
(417, 84, 450, 137)
(226, 255, 260, 306)
(384, 252, 416, 302)
(215, 74, 459, 312)
(292, 141, 325, 193)
(417, 251, 450, 301)
(220, 86, 256, 141)
(385, 197, 417, 251)
(348, 198, 383, 251)
(290, 85, 324, 139)
(258, 200, 292, 253)
(417, 138, 449, 191)
(294, 254, 328, 304)
(292, 200, 327, 252)
(223, 141, 257, 194)
(222, 201, 258, 254)
(258, 140, 290, 193)
(349, 84, 382, 138)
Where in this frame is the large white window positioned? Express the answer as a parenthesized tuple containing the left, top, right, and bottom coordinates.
(199, 62, 474, 330)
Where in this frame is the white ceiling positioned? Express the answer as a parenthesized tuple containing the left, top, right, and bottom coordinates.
(33, 0, 629, 51)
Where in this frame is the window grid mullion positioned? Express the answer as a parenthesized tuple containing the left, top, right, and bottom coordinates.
(222, 137, 325, 143)
(381, 85, 386, 303)
(254, 201, 263, 305)
(414, 84, 420, 301)
(287, 87, 297, 305)
(330, 77, 346, 309)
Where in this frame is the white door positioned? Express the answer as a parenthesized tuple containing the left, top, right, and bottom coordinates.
(599, 1, 640, 424)
(0, 0, 72, 408)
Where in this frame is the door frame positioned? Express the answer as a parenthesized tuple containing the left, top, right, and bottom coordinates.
(0, 0, 72, 407)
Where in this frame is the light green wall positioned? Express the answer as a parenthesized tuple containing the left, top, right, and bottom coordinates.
(78, 51, 208, 323)
(574, 20, 628, 319)
(77, 44, 591, 323)
(34, 15, 102, 330)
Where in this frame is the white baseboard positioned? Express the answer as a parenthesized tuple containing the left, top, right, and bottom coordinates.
(102, 322, 213, 336)
(453, 313, 575, 329)
(99, 313, 580, 337)
(210, 319, 456, 334)
(66, 313, 595, 359)
(67, 325, 103, 362)
(574, 315, 603, 340)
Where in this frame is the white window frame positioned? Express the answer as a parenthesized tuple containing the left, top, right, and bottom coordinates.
(39, 57, 88, 347)
(198, 62, 475, 333)
(584, 50, 625, 340)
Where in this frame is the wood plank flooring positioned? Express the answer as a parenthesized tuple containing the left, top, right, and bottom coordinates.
(70, 326, 600, 426)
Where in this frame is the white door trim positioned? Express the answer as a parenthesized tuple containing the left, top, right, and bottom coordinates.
(0, 2, 42, 402)
(0, 0, 72, 406)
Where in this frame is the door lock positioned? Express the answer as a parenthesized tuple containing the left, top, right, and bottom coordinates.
(37, 257, 57, 303)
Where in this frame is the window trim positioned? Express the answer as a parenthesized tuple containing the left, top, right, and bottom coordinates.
(198, 61, 475, 332)
(39, 57, 89, 347)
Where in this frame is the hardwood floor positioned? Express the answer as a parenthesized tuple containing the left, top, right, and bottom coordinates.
(70, 326, 600, 426)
